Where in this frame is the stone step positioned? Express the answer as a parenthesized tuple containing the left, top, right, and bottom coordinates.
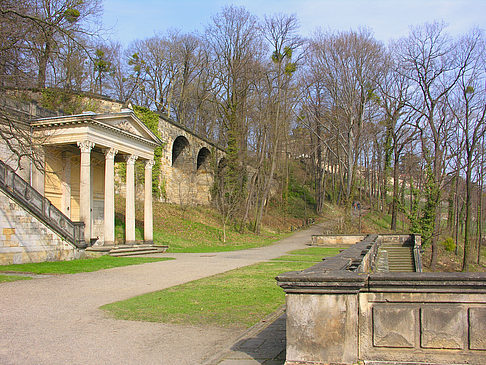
(109, 246, 157, 253)
(109, 245, 168, 257)
(87, 244, 167, 252)
(110, 250, 160, 257)
(384, 254, 413, 257)
(383, 248, 413, 250)
(86, 246, 112, 252)
(376, 245, 415, 272)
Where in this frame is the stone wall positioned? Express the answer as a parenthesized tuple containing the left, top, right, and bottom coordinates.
(0, 189, 82, 265)
(311, 234, 417, 247)
(0, 138, 31, 182)
(359, 279, 486, 364)
(157, 115, 223, 205)
(277, 235, 486, 365)
(311, 234, 366, 246)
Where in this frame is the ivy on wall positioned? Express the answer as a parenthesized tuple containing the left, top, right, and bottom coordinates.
(40, 88, 100, 115)
(132, 105, 166, 200)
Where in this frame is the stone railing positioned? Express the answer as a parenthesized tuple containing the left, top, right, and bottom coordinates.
(0, 160, 86, 248)
(276, 234, 486, 365)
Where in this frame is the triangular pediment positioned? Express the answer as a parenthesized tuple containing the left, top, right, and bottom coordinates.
(101, 115, 151, 140)
(32, 111, 162, 147)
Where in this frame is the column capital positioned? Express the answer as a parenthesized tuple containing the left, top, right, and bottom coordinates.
(125, 154, 138, 165)
(104, 148, 118, 160)
(77, 141, 95, 153)
(145, 159, 155, 169)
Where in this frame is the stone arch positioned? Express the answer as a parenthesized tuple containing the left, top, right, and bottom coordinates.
(172, 136, 190, 169)
(218, 157, 227, 169)
(196, 147, 211, 172)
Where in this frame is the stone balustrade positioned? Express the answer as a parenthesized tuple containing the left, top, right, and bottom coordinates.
(0, 160, 85, 248)
(276, 234, 486, 365)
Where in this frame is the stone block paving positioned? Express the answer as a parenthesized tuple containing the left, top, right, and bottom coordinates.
(210, 311, 287, 365)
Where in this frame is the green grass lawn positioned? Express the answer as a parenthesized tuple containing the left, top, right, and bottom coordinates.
(101, 247, 342, 329)
(272, 247, 342, 263)
(151, 210, 292, 253)
(117, 199, 296, 253)
(159, 229, 291, 253)
(0, 275, 32, 283)
(0, 256, 173, 275)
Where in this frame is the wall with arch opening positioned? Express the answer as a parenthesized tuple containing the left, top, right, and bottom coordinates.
(157, 115, 224, 206)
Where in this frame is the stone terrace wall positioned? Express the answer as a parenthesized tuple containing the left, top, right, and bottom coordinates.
(277, 235, 486, 365)
(310, 233, 416, 247)
(0, 189, 82, 264)
(157, 115, 223, 205)
(311, 234, 366, 246)
(359, 273, 486, 364)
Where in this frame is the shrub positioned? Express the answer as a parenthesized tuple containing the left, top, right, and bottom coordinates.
(440, 237, 455, 252)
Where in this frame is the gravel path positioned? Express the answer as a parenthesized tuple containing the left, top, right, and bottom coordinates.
(0, 224, 323, 365)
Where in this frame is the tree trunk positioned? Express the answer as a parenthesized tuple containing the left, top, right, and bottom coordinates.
(346, 127, 354, 203)
(391, 154, 400, 231)
(463, 156, 473, 271)
(478, 142, 484, 265)
(454, 166, 461, 255)
(37, 40, 51, 88)
(477, 182, 483, 265)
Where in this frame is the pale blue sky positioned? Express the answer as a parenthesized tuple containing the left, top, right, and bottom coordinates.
(102, 0, 486, 45)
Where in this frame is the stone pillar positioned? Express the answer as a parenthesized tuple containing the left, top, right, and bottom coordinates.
(285, 293, 359, 364)
(104, 148, 118, 245)
(144, 159, 155, 244)
(77, 141, 95, 244)
(125, 154, 138, 244)
(60, 151, 71, 218)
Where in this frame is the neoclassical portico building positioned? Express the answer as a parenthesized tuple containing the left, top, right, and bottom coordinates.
(31, 109, 163, 246)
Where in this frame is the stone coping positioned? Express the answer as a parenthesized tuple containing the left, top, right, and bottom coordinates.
(278, 234, 378, 276)
(369, 271, 486, 293)
(276, 234, 486, 294)
(277, 271, 486, 294)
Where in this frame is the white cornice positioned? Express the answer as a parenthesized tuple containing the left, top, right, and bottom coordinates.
(32, 113, 163, 148)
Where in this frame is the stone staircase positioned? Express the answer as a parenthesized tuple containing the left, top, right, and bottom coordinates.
(0, 159, 85, 249)
(87, 244, 168, 257)
(375, 245, 415, 272)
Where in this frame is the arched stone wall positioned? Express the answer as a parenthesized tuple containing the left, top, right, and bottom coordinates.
(196, 147, 211, 171)
(157, 115, 224, 206)
(172, 136, 191, 170)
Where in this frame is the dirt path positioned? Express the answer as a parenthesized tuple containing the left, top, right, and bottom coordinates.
(0, 224, 324, 365)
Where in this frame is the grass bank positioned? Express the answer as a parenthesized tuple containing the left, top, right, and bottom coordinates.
(115, 197, 310, 253)
(0, 256, 173, 275)
(101, 247, 341, 329)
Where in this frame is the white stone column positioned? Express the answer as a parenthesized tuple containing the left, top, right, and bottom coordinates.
(77, 141, 95, 244)
(125, 154, 138, 244)
(104, 148, 118, 245)
(144, 159, 155, 244)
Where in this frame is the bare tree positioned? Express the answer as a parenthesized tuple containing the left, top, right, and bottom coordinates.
(0, 0, 100, 172)
(396, 22, 468, 268)
(307, 29, 385, 207)
(377, 51, 415, 230)
(205, 6, 264, 228)
(253, 13, 301, 233)
(447, 29, 486, 270)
